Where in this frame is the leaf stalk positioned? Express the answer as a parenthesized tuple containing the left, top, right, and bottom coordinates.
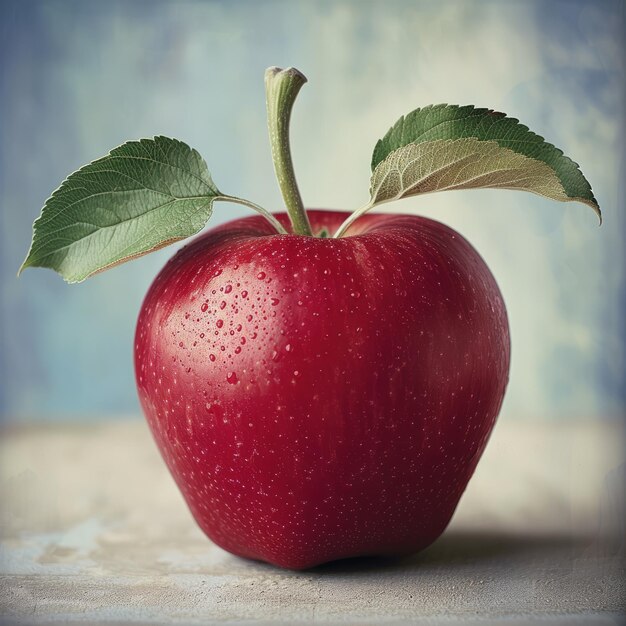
(223, 195, 288, 234)
(333, 201, 375, 238)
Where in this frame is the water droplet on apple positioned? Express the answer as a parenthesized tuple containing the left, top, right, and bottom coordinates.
(271, 298, 280, 306)
(220, 301, 226, 310)
(227, 372, 238, 384)
(216, 319, 224, 328)
(224, 284, 232, 294)
(209, 354, 216, 362)
(285, 343, 292, 352)
(241, 290, 248, 298)
(235, 347, 242, 354)
(257, 272, 266, 280)
(350, 291, 360, 299)
(201, 303, 208, 312)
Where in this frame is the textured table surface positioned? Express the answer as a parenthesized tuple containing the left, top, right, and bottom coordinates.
(1, 418, 624, 625)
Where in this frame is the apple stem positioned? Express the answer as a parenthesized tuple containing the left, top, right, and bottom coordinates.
(265, 67, 313, 237)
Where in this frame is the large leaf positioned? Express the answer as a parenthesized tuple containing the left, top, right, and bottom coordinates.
(20, 136, 221, 283)
(370, 137, 586, 206)
(371, 104, 599, 214)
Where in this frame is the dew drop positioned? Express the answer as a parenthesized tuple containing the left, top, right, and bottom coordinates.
(227, 372, 238, 384)
(257, 272, 266, 280)
(201, 303, 209, 312)
(235, 347, 242, 354)
(271, 298, 280, 306)
(200, 333, 205, 339)
(246, 314, 253, 322)
(216, 319, 224, 328)
(241, 290, 248, 298)
(220, 301, 227, 310)
(209, 354, 216, 362)
(285, 343, 292, 352)
(224, 284, 233, 294)
(350, 291, 361, 299)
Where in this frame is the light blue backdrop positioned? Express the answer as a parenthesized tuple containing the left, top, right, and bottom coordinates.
(1, 0, 624, 421)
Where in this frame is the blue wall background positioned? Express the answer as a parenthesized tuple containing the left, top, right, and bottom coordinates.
(1, 0, 624, 421)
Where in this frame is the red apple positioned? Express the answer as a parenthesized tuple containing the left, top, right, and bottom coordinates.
(134, 209, 510, 569)
(21, 66, 596, 571)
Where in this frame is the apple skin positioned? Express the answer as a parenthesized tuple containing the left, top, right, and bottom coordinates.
(134, 210, 510, 569)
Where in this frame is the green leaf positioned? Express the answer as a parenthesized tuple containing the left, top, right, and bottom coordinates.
(371, 104, 599, 217)
(20, 136, 221, 283)
(370, 137, 590, 206)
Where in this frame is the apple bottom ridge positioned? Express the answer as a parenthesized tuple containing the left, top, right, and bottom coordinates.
(191, 508, 455, 570)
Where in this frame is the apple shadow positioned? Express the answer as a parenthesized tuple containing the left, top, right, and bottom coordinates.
(309, 530, 594, 575)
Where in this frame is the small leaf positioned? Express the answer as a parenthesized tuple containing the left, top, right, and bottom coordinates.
(20, 136, 221, 283)
(371, 104, 599, 216)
